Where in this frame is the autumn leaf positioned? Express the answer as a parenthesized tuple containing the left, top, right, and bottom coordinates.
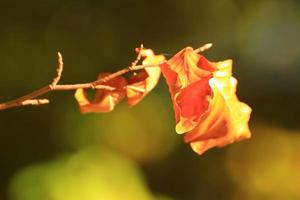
(184, 60, 251, 155)
(75, 73, 127, 113)
(126, 48, 165, 106)
(161, 47, 251, 155)
(74, 47, 165, 112)
(160, 47, 216, 134)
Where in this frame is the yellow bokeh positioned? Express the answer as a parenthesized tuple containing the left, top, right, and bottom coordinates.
(9, 147, 155, 200)
(226, 123, 300, 199)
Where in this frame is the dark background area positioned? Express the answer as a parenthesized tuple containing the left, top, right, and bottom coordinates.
(1, 0, 300, 199)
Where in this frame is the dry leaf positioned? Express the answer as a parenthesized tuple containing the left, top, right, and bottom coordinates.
(160, 47, 216, 134)
(75, 73, 127, 113)
(126, 48, 165, 106)
(161, 47, 251, 155)
(184, 60, 251, 155)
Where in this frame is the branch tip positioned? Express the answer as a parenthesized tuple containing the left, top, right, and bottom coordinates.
(194, 43, 213, 53)
(52, 52, 64, 85)
(132, 44, 145, 67)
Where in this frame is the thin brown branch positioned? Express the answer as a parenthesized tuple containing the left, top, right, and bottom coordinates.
(0, 98, 50, 110)
(0, 51, 163, 111)
(51, 84, 115, 91)
(91, 63, 161, 86)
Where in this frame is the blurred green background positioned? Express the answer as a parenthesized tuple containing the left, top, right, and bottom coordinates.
(1, 0, 300, 199)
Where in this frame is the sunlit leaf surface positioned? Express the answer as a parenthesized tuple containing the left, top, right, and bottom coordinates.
(75, 74, 127, 113)
(161, 47, 251, 155)
(126, 49, 165, 106)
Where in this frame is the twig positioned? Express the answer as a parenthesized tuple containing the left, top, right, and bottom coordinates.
(0, 52, 163, 111)
(131, 44, 144, 67)
(91, 63, 155, 86)
(52, 52, 63, 85)
(22, 99, 50, 106)
(0, 44, 211, 111)
(194, 43, 213, 53)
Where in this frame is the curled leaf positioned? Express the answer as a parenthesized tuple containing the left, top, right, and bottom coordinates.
(161, 47, 251, 155)
(75, 73, 127, 113)
(126, 49, 165, 106)
(184, 60, 251, 155)
(160, 47, 216, 134)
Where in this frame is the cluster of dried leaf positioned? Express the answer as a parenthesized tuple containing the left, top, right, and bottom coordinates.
(75, 47, 165, 112)
(0, 44, 251, 155)
(74, 45, 252, 155)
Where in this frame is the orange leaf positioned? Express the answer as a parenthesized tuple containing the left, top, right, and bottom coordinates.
(126, 49, 165, 106)
(161, 47, 251, 155)
(184, 60, 251, 155)
(160, 47, 216, 134)
(75, 73, 127, 113)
